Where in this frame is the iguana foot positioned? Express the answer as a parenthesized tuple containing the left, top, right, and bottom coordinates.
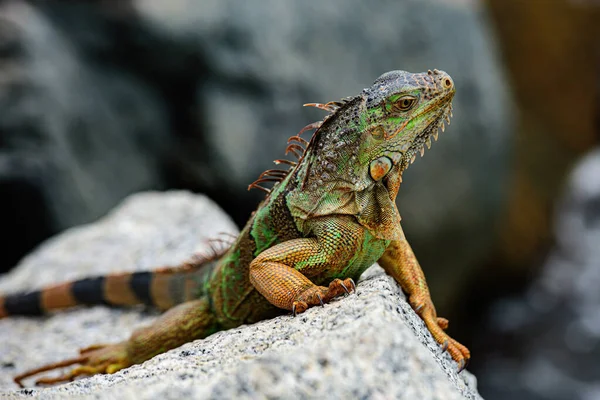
(14, 342, 131, 387)
(292, 278, 356, 316)
(411, 299, 470, 371)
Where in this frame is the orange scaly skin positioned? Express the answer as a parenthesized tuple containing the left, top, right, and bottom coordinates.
(1, 69, 469, 387)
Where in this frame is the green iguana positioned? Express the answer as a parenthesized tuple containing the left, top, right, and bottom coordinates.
(0, 69, 470, 387)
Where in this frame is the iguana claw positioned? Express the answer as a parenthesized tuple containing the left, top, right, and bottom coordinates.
(441, 340, 449, 352)
(348, 278, 356, 294)
(14, 342, 131, 387)
(410, 299, 470, 371)
(340, 281, 350, 295)
(339, 278, 357, 296)
(292, 301, 308, 316)
(316, 293, 324, 307)
(292, 278, 357, 316)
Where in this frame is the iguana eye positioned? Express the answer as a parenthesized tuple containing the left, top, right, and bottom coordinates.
(393, 96, 417, 112)
(369, 157, 393, 181)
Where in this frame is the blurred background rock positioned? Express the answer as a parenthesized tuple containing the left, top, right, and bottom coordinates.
(0, 0, 597, 399)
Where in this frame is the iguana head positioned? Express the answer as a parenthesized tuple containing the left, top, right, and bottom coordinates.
(300, 69, 454, 194)
(273, 69, 455, 239)
(360, 69, 455, 186)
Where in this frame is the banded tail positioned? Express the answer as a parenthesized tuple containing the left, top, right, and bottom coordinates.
(0, 253, 222, 319)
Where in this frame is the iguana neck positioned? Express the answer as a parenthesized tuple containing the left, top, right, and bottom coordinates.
(299, 96, 368, 193)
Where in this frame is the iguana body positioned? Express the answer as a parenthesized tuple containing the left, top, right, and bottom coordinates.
(0, 70, 470, 386)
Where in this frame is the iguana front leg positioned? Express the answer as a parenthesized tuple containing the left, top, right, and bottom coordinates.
(249, 216, 360, 314)
(378, 224, 471, 370)
(14, 298, 219, 387)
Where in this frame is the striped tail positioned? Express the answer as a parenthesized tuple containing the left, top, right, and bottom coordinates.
(0, 254, 222, 319)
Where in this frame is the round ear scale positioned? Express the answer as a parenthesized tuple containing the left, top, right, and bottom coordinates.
(369, 157, 392, 181)
(369, 125, 386, 139)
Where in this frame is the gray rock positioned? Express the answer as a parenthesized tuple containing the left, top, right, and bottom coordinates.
(0, 191, 482, 399)
(477, 149, 600, 400)
(0, 1, 171, 272)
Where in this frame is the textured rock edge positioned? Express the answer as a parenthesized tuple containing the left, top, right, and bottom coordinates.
(0, 191, 482, 399)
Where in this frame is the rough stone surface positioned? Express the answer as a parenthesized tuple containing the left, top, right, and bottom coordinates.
(476, 149, 600, 400)
(0, 191, 482, 399)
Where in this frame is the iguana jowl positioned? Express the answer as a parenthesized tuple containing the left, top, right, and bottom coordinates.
(0, 69, 470, 386)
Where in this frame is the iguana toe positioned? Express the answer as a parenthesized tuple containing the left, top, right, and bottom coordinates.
(14, 342, 131, 387)
(292, 301, 308, 316)
(326, 278, 357, 299)
(293, 278, 357, 316)
(339, 278, 357, 295)
(409, 299, 470, 371)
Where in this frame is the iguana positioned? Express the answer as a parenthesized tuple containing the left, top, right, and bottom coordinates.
(0, 69, 470, 387)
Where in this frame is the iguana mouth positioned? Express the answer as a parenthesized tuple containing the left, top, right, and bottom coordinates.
(404, 102, 453, 167)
